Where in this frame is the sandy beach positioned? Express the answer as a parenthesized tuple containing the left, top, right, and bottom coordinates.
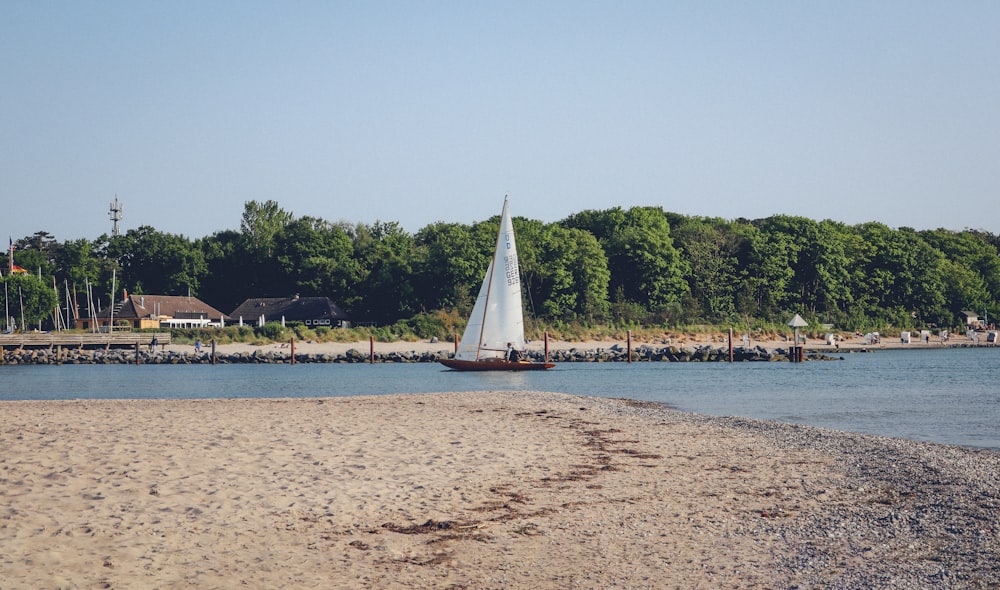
(2, 391, 997, 588)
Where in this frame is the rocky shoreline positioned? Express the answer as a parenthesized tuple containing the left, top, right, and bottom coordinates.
(0, 343, 855, 365)
(602, 397, 1000, 588)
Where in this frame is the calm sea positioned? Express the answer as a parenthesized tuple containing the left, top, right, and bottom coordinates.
(2, 348, 997, 450)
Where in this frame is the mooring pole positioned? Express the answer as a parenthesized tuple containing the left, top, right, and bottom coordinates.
(728, 328, 734, 363)
(370, 335, 374, 364)
(211, 339, 217, 365)
(627, 330, 632, 363)
(135, 342, 141, 365)
(453, 333, 458, 353)
(290, 338, 295, 365)
(544, 331, 549, 362)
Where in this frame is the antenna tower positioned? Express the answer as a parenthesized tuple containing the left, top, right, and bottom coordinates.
(109, 195, 123, 236)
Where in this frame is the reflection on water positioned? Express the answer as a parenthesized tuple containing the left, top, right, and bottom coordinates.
(2, 348, 998, 449)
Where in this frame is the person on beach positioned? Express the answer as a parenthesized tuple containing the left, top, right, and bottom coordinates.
(194, 340, 201, 353)
(150, 337, 158, 354)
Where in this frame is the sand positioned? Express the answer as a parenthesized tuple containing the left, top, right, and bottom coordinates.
(2, 391, 997, 588)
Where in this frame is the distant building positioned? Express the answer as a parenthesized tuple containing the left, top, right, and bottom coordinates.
(962, 310, 982, 329)
(228, 295, 350, 328)
(78, 293, 228, 331)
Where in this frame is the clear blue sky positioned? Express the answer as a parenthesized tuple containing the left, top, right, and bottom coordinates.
(3, 1, 998, 242)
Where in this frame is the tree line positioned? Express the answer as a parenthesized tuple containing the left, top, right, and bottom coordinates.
(3, 200, 999, 333)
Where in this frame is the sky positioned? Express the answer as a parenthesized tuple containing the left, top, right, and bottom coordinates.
(2, 1, 998, 242)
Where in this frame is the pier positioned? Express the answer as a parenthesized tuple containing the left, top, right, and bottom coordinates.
(0, 332, 170, 350)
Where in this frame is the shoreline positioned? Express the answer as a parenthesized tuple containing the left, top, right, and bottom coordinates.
(3, 330, 996, 360)
(162, 332, 995, 358)
(1, 332, 995, 366)
(2, 391, 997, 588)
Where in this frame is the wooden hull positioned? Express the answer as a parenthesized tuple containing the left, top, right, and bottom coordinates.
(439, 358, 555, 371)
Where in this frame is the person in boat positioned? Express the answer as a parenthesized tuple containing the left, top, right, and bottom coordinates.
(506, 342, 521, 362)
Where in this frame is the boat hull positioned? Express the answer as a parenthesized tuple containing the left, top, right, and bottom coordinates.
(439, 358, 555, 371)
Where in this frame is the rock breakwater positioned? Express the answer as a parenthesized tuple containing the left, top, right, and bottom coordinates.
(0, 344, 845, 365)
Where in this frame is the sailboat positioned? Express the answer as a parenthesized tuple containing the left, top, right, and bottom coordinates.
(439, 197, 555, 371)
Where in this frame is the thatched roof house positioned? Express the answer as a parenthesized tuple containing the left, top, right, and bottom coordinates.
(228, 296, 350, 328)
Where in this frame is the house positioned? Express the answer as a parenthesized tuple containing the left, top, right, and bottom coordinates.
(962, 310, 982, 330)
(77, 293, 228, 331)
(228, 295, 350, 328)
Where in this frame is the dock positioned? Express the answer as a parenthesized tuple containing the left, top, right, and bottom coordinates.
(0, 332, 171, 350)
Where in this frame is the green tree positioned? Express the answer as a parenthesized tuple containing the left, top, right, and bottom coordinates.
(9, 231, 60, 278)
(1, 273, 59, 330)
(739, 222, 796, 319)
(349, 221, 415, 324)
(274, 217, 358, 301)
(198, 230, 250, 313)
(413, 222, 485, 312)
(52, 238, 102, 322)
(754, 215, 821, 312)
(54, 239, 100, 289)
(921, 229, 1000, 306)
(563, 206, 688, 314)
(940, 260, 990, 321)
(854, 224, 947, 326)
(240, 200, 294, 258)
(533, 224, 610, 321)
(808, 220, 859, 318)
(671, 217, 742, 322)
(98, 226, 206, 296)
(240, 200, 294, 293)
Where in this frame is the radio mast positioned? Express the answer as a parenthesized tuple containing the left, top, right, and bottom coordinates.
(109, 195, 123, 236)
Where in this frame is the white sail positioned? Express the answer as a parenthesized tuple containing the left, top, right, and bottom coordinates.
(454, 197, 525, 361)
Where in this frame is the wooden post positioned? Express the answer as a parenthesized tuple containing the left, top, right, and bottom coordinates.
(454, 333, 458, 353)
(544, 331, 549, 362)
(290, 338, 295, 365)
(211, 339, 217, 365)
(135, 342, 141, 365)
(728, 328, 733, 363)
(793, 326, 800, 362)
(627, 330, 632, 363)
(370, 335, 375, 364)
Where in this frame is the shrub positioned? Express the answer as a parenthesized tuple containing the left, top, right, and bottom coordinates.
(256, 322, 288, 341)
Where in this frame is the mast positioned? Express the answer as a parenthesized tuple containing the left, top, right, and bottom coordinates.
(52, 276, 60, 331)
(64, 280, 74, 328)
(19, 286, 25, 334)
(109, 269, 116, 333)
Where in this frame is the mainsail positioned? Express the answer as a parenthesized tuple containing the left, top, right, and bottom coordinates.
(454, 197, 525, 361)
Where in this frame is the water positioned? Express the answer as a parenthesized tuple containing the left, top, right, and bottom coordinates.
(2, 348, 998, 449)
